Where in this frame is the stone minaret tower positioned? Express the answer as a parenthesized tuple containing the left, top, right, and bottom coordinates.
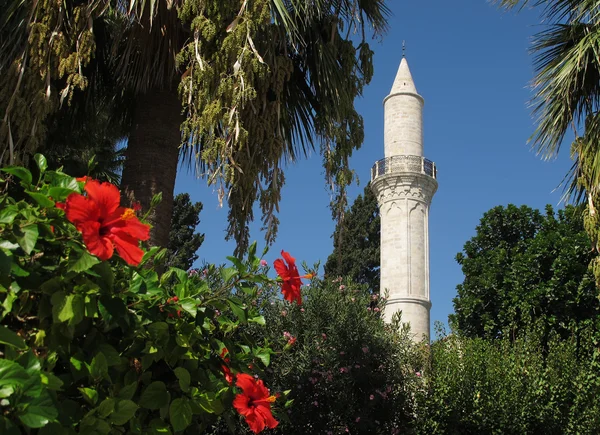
(370, 56, 438, 341)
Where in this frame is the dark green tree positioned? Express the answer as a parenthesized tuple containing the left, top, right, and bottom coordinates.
(325, 184, 380, 293)
(166, 193, 204, 270)
(451, 204, 599, 340)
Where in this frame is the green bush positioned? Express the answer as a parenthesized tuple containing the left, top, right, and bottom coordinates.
(0, 157, 283, 434)
(415, 326, 600, 434)
(255, 277, 421, 434)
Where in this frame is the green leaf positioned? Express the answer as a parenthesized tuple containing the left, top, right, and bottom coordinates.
(220, 267, 237, 284)
(147, 322, 170, 347)
(97, 344, 121, 367)
(2, 166, 32, 185)
(78, 387, 99, 405)
(226, 256, 246, 273)
(34, 154, 47, 173)
(25, 191, 54, 208)
(174, 367, 191, 393)
(48, 173, 79, 191)
(0, 359, 28, 395)
(18, 391, 58, 428)
(10, 260, 29, 277)
(92, 262, 114, 291)
(16, 224, 38, 255)
(109, 399, 137, 425)
(248, 241, 257, 260)
(118, 382, 138, 400)
(139, 381, 169, 410)
(51, 292, 84, 326)
(148, 419, 173, 435)
(248, 315, 266, 326)
(0, 205, 19, 224)
(40, 372, 63, 391)
(68, 250, 101, 273)
(0, 240, 20, 250)
(254, 348, 271, 367)
(79, 416, 111, 434)
(97, 398, 115, 417)
(0, 249, 11, 278)
(227, 299, 247, 323)
(169, 397, 192, 432)
(0, 326, 26, 349)
(179, 299, 197, 318)
(47, 187, 76, 202)
(197, 393, 224, 415)
(90, 353, 108, 380)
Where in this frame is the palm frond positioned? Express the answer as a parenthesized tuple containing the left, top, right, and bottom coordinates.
(530, 22, 600, 158)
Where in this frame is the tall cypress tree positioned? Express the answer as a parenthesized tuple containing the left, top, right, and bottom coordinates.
(325, 184, 380, 293)
(166, 193, 204, 271)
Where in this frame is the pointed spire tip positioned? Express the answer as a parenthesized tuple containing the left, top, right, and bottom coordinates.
(389, 55, 418, 95)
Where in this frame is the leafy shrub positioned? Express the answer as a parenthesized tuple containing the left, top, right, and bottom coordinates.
(415, 326, 600, 434)
(255, 277, 421, 434)
(0, 157, 283, 434)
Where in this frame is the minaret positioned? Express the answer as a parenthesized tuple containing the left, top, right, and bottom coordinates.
(370, 56, 437, 341)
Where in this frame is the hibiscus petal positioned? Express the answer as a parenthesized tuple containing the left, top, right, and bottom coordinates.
(236, 373, 257, 393)
(233, 394, 252, 417)
(255, 404, 279, 430)
(273, 259, 291, 280)
(244, 411, 265, 434)
(110, 231, 145, 266)
(254, 379, 271, 398)
(112, 215, 150, 241)
(280, 277, 303, 305)
(84, 180, 121, 218)
(280, 250, 296, 267)
(79, 221, 113, 261)
(65, 193, 99, 224)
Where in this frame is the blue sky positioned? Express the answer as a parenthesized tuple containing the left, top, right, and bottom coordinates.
(174, 1, 574, 330)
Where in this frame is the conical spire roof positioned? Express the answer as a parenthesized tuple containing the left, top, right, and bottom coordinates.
(389, 57, 418, 95)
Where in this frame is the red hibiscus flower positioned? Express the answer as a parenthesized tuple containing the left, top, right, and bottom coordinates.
(220, 348, 234, 385)
(273, 250, 313, 305)
(233, 374, 278, 434)
(63, 179, 150, 266)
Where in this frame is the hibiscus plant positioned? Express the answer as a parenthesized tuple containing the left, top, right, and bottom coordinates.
(0, 156, 287, 433)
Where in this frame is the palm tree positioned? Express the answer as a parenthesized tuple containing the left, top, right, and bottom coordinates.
(497, 1, 600, 196)
(497, 0, 600, 282)
(1, 0, 390, 254)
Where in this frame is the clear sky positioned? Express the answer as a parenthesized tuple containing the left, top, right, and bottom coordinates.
(174, 1, 574, 331)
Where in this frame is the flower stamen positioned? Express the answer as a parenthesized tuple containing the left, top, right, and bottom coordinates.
(121, 208, 136, 220)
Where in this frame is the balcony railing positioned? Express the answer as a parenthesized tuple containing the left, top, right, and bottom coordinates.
(371, 155, 437, 181)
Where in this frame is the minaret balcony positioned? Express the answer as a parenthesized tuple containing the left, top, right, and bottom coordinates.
(371, 155, 437, 181)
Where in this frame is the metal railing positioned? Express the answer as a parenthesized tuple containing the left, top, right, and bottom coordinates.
(371, 155, 437, 181)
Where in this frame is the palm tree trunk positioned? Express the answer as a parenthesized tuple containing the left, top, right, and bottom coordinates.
(121, 89, 182, 249)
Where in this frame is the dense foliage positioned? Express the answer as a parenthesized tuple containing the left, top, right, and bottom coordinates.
(451, 204, 599, 340)
(255, 277, 420, 434)
(415, 327, 600, 434)
(203, 271, 421, 434)
(167, 193, 205, 271)
(325, 185, 380, 293)
(0, 158, 285, 433)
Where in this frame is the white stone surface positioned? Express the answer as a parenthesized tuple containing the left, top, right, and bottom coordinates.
(383, 58, 424, 158)
(371, 57, 437, 342)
